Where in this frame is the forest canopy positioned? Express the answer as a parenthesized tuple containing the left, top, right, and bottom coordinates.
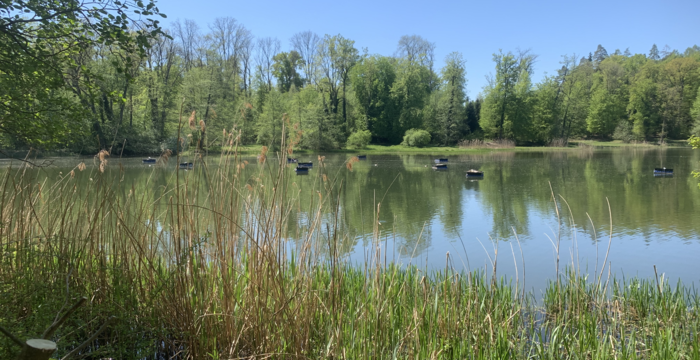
(2, 5, 700, 154)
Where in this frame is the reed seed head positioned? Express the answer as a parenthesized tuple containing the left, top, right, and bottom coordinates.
(188, 110, 196, 130)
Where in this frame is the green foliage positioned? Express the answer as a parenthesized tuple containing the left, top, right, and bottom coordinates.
(272, 51, 304, 92)
(346, 130, 372, 149)
(0, 0, 166, 148)
(691, 135, 700, 189)
(586, 58, 628, 137)
(2, 6, 700, 153)
(401, 128, 431, 147)
(613, 119, 635, 143)
(479, 50, 536, 142)
(256, 89, 286, 150)
(689, 83, 700, 135)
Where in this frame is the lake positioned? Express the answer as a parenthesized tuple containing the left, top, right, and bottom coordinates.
(8, 146, 700, 293)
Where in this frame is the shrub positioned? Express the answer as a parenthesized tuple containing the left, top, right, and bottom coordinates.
(613, 120, 634, 143)
(401, 129, 431, 147)
(346, 130, 372, 149)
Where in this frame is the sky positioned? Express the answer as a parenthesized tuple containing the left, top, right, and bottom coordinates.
(156, 0, 700, 97)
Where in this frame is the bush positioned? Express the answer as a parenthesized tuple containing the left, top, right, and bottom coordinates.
(346, 130, 372, 149)
(401, 129, 431, 147)
(613, 120, 634, 143)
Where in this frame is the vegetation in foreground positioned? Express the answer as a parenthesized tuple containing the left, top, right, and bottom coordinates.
(1, 139, 699, 359)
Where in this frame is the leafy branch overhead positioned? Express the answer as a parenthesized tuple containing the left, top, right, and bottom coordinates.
(0, 0, 167, 147)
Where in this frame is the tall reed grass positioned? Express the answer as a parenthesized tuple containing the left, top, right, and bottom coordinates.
(1, 128, 699, 359)
(458, 139, 516, 149)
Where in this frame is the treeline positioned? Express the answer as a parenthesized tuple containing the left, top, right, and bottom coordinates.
(2, 11, 700, 154)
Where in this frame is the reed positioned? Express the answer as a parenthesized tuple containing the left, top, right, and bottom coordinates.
(458, 138, 516, 149)
(0, 132, 699, 359)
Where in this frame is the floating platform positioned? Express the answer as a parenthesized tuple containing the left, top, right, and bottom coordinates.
(466, 169, 484, 177)
(287, 158, 298, 163)
(434, 158, 448, 163)
(179, 162, 193, 169)
(432, 164, 447, 170)
(298, 162, 313, 167)
(357, 155, 367, 160)
(295, 166, 310, 173)
(142, 158, 156, 164)
(653, 168, 673, 175)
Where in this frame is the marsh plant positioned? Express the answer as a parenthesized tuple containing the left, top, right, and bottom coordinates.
(1, 129, 699, 359)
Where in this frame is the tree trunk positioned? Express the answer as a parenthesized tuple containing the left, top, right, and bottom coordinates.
(342, 80, 347, 135)
(17, 339, 56, 360)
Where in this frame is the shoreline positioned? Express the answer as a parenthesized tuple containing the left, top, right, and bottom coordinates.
(0, 139, 689, 159)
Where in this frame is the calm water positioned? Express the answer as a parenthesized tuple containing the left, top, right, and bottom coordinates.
(8, 147, 700, 292)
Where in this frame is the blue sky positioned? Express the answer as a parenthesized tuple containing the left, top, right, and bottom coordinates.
(158, 0, 699, 97)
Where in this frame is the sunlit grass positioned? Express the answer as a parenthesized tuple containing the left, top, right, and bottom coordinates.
(1, 131, 699, 359)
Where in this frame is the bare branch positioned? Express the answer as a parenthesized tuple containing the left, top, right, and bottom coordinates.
(61, 317, 116, 360)
(0, 325, 24, 347)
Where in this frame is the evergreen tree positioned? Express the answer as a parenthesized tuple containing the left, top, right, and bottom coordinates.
(593, 45, 608, 67)
(624, 48, 632, 57)
(438, 52, 467, 145)
(649, 44, 660, 60)
(465, 98, 481, 134)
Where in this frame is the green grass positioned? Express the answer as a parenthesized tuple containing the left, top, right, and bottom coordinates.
(188, 138, 690, 158)
(570, 139, 690, 148)
(1, 140, 699, 359)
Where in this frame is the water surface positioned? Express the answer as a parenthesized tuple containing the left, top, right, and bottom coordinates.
(9, 147, 700, 292)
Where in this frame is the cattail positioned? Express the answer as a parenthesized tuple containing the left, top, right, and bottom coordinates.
(210, 108, 217, 119)
(69, 170, 75, 178)
(261, 146, 268, 155)
(99, 162, 106, 173)
(97, 149, 109, 162)
(246, 184, 253, 191)
(223, 129, 227, 137)
(346, 162, 353, 171)
(349, 156, 359, 164)
(188, 110, 196, 130)
(245, 102, 253, 110)
(199, 119, 205, 132)
(322, 174, 328, 182)
(78, 162, 86, 171)
(243, 160, 249, 165)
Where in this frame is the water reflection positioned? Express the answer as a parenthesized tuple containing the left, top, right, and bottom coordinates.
(6, 147, 700, 290)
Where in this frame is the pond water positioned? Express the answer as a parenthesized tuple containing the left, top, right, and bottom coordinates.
(7, 147, 700, 293)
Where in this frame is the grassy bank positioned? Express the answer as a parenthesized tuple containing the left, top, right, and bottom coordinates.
(1, 142, 699, 359)
(191, 139, 690, 157)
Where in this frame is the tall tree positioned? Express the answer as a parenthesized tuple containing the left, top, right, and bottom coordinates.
(395, 35, 437, 90)
(255, 37, 280, 92)
(479, 51, 521, 139)
(649, 44, 660, 61)
(173, 19, 201, 71)
(658, 57, 700, 139)
(439, 52, 467, 144)
(317, 34, 358, 135)
(586, 58, 628, 137)
(290, 31, 320, 85)
(350, 55, 397, 143)
(593, 44, 608, 68)
(272, 51, 304, 92)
